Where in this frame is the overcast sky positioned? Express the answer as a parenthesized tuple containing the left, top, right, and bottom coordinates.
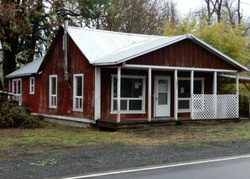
(176, 0, 250, 18)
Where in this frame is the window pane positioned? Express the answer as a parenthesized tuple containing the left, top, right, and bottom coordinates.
(178, 80, 190, 98)
(194, 80, 202, 94)
(158, 79, 168, 92)
(121, 78, 142, 98)
(121, 100, 127, 110)
(113, 78, 117, 97)
(178, 100, 190, 109)
(158, 93, 168, 105)
(113, 100, 128, 110)
(51, 78, 56, 95)
(113, 99, 117, 110)
(129, 100, 142, 110)
(76, 76, 82, 96)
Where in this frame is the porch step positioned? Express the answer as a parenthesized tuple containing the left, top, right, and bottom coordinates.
(96, 119, 181, 130)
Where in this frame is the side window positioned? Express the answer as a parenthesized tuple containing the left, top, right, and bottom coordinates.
(73, 74, 84, 111)
(29, 77, 35, 94)
(12, 79, 22, 105)
(49, 75, 57, 108)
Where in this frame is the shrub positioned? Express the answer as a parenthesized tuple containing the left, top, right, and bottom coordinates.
(239, 94, 249, 117)
(0, 97, 43, 128)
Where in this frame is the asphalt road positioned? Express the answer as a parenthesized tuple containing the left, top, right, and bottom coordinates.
(63, 155, 250, 179)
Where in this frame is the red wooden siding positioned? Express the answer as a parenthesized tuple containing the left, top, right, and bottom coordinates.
(127, 39, 238, 71)
(35, 32, 95, 119)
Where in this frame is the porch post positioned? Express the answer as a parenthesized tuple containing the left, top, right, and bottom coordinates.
(174, 69, 178, 121)
(213, 71, 217, 94)
(148, 68, 152, 121)
(213, 72, 217, 118)
(94, 67, 101, 120)
(117, 67, 121, 123)
(190, 70, 194, 119)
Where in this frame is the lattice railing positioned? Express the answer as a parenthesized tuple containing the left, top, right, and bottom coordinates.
(192, 94, 238, 120)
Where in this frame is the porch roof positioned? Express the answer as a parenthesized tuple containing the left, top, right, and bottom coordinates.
(6, 56, 44, 78)
(66, 27, 248, 71)
(219, 74, 250, 83)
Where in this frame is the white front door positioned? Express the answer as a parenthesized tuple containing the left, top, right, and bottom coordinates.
(155, 76, 170, 117)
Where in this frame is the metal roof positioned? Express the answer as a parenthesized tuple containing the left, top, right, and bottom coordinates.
(67, 27, 248, 71)
(92, 35, 187, 66)
(67, 26, 164, 63)
(6, 56, 44, 78)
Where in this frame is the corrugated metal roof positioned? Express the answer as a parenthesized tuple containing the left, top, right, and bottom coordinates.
(6, 56, 44, 78)
(67, 26, 164, 63)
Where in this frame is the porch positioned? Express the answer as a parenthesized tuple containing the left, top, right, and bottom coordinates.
(96, 117, 240, 130)
(95, 66, 241, 123)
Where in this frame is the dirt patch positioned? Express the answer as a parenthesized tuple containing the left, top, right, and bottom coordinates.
(0, 129, 32, 138)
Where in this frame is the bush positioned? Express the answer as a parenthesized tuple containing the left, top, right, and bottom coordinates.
(0, 97, 43, 128)
(239, 94, 249, 117)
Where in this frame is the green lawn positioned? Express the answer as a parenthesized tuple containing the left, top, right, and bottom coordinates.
(1, 120, 250, 158)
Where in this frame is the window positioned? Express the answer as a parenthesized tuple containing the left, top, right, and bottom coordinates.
(111, 75, 146, 113)
(29, 77, 35, 94)
(49, 75, 57, 108)
(12, 79, 22, 105)
(73, 74, 84, 111)
(178, 78, 204, 112)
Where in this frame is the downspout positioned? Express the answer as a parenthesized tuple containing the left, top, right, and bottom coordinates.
(64, 17, 69, 81)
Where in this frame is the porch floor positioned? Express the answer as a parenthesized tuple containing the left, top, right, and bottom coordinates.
(95, 118, 240, 130)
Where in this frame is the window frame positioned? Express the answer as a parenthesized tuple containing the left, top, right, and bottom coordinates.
(12, 78, 22, 105)
(178, 77, 204, 112)
(73, 74, 84, 112)
(111, 75, 146, 114)
(29, 77, 35, 94)
(49, 75, 57, 108)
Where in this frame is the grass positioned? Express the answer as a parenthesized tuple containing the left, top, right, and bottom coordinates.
(1, 120, 250, 158)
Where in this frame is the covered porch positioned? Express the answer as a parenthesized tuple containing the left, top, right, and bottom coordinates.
(94, 64, 241, 124)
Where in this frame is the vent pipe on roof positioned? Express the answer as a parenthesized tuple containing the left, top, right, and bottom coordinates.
(64, 17, 69, 81)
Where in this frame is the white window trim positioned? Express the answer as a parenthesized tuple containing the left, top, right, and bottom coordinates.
(49, 75, 57, 108)
(12, 78, 22, 105)
(111, 75, 146, 114)
(178, 77, 204, 113)
(73, 74, 84, 112)
(29, 77, 35, 94)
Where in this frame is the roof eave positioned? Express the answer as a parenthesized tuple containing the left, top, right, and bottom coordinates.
(6, 73, 36, 79)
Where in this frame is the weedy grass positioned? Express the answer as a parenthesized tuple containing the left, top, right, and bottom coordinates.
(1, 120, 250, 158)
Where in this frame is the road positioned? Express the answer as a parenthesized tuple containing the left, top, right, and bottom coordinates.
(63, 155, 250, 179)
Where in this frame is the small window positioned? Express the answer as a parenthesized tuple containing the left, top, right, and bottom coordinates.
(73, 74, 84, 111)
(29, 77, 35, 94)
(49, 75, 57, 108)
(178, 78, 204, 112)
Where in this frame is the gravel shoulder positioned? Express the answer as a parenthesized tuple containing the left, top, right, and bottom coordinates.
(1, 139, 250, 179)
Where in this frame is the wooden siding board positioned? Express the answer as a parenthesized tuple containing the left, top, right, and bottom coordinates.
(127, 39, 237, 71)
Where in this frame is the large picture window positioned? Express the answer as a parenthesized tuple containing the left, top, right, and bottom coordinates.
(178, 78, 204, 112)
(73, 74, 84, 111)
(111, 75, 146, 113)
(49, 75, 57, 108)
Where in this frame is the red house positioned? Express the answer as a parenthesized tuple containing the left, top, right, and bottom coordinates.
(6, 22, 249, 128)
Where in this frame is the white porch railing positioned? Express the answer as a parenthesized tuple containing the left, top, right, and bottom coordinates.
(192, 94, 238, 119)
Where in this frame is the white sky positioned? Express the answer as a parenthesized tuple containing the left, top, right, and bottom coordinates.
(176, 0, 250, 18)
